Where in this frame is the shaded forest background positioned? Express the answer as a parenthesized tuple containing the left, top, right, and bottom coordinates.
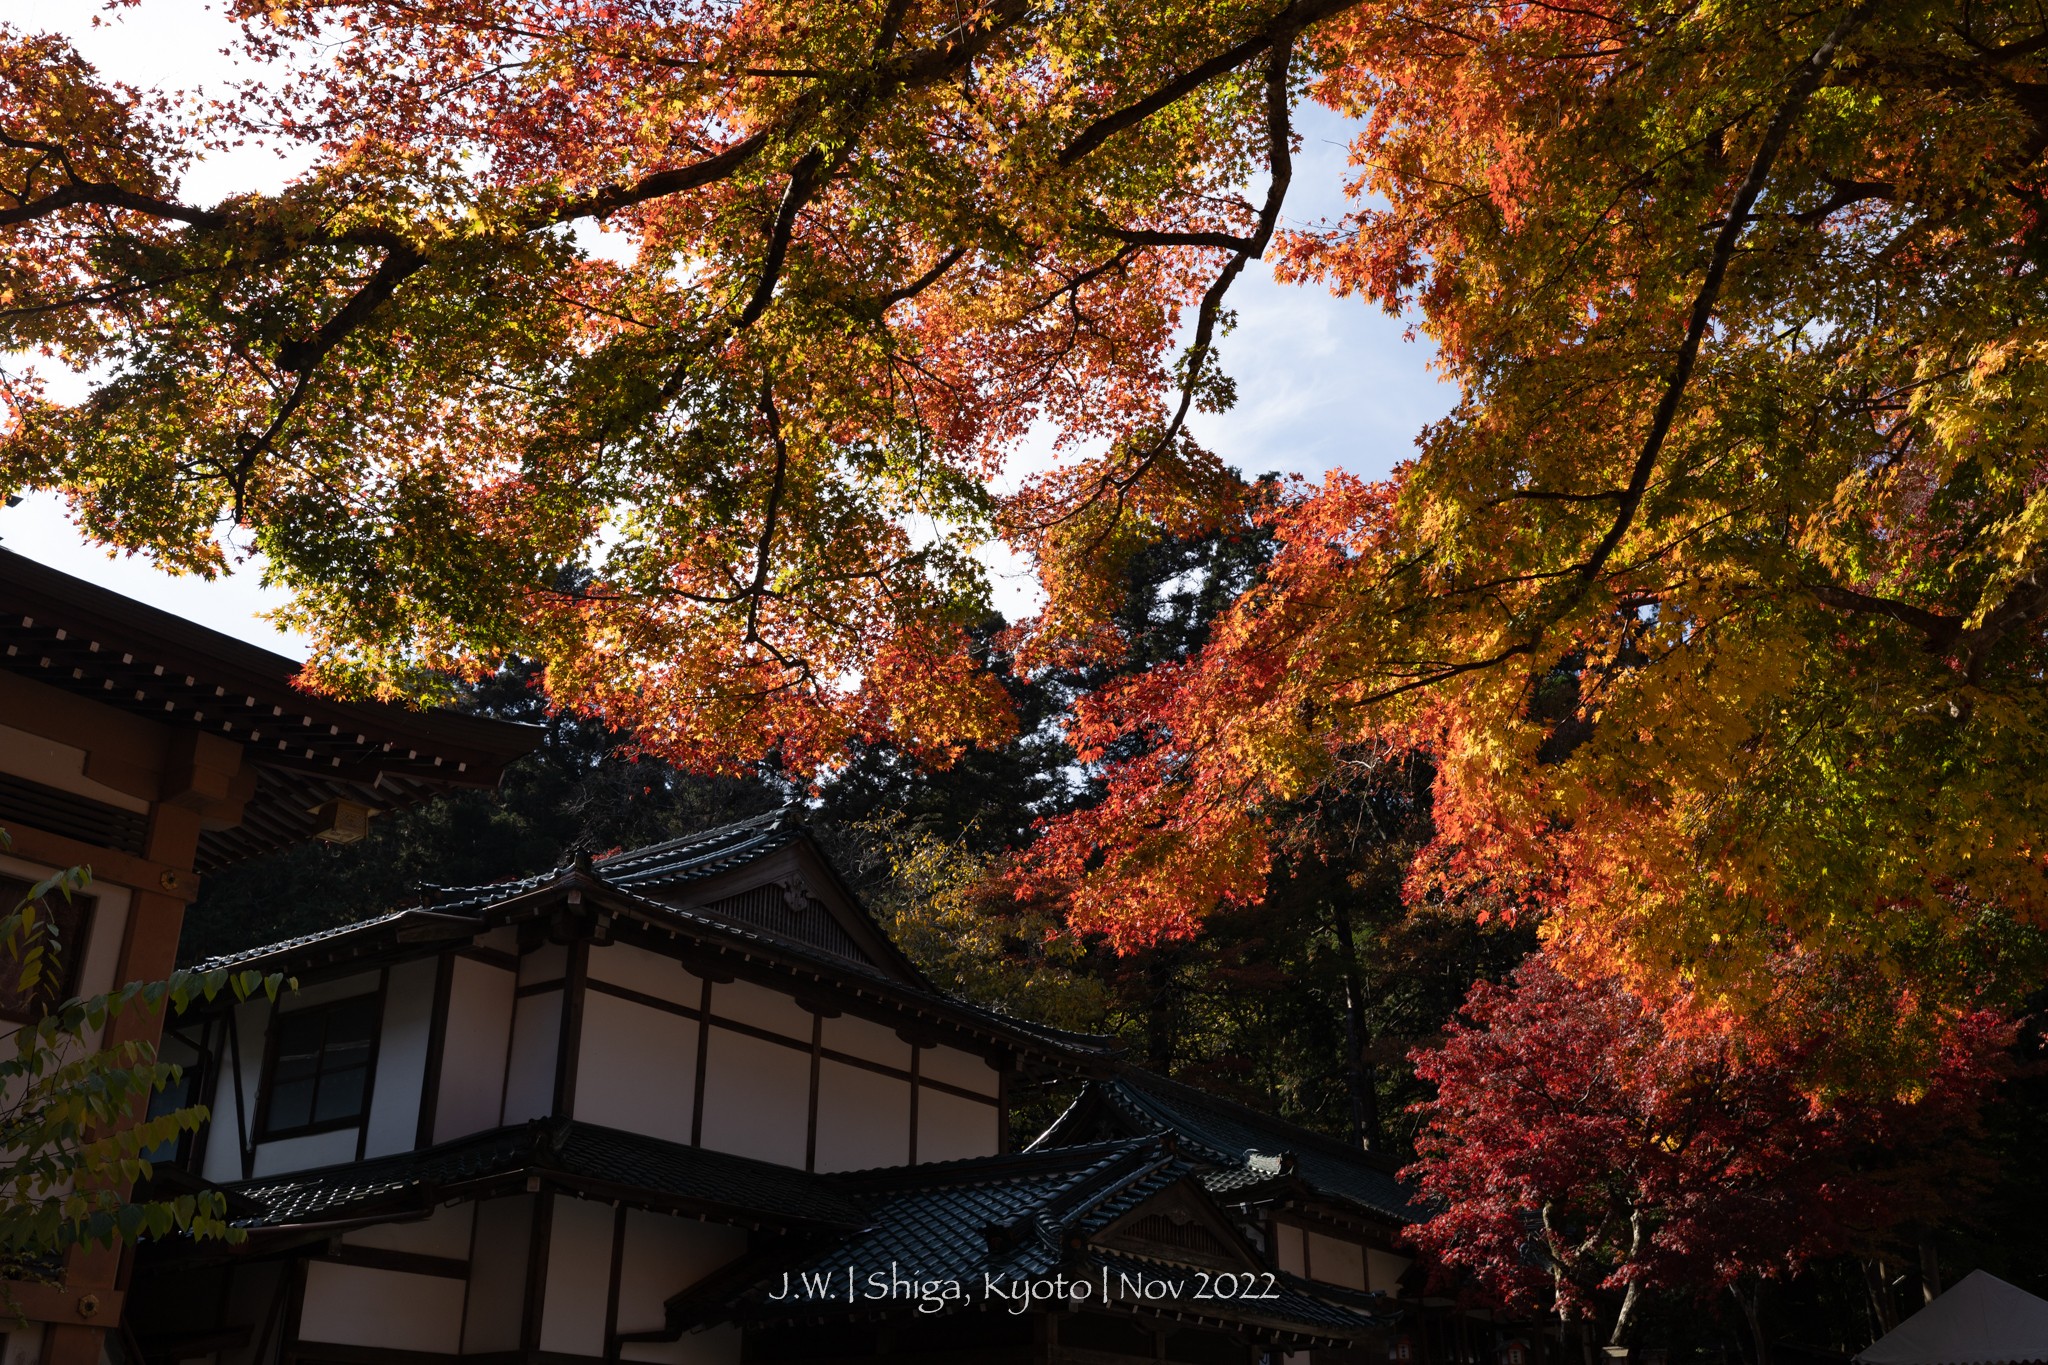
(182, 521, 2048, 1355)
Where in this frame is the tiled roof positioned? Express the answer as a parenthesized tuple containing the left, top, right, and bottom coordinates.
(1034, 1072, 1422, 1224)
(227, 1119, 866, 1232)
(189, 817, 1120, 1063)
(190, 907, 422, 972)
(193, 814, 795, 972)
(592, 811, 804, 889)
(672, 1139, 1392, 1344)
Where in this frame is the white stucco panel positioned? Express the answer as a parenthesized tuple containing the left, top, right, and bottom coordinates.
(575, 991, 697, 1141)
(1272, 1222, 1306, 1277)
(435, 956, 515, 1143)
(708, 978, 813, 1042)
(586, 941, 702, 1006)
(362, 956, 437, 1158)
(275, 973, 380, 1014)
(619, 1323, 742, 1365)
(343, 1203, 475, 1260)
(462, 1195, 533, 1353)
(500, 987, 562, 1125)
(812, 1061, 910, 1173)
(541, 1194, 614, 1357)
(615, 1211, 748, 1336)
(1367, 1247, 1410, 1295)
(821, 1013, 909, 1069)
(1306, 1231, 1366, 1291)
(250, 1126, 358, 1178)
(915, 1086, 997, 1164)
(698, 1027, 809, 1168)
(917, 1045, 999, 1097)
(519, 942, 568, 987)
(298, 1262, 465, 1353)
(198, 997, 267, 1185)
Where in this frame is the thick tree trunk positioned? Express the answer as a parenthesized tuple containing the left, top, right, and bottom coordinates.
(1142, 950, 1179, 1072)
(1607, 1210, 1648, 1349)
(1919, 1239, 1943, 1303)
(1862, 1259, 1898, 1335)
(1732, 1281, 1771, 1365)
(1329, 898, 1381, 1149)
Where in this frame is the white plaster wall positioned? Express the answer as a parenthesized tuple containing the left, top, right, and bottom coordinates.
(343, 1203, 476, 1260)
(621, 1325, 742, 1365)
(520, 942, 568, 986)
(1306, 1231, 1366, 1291)
(615, 1212, 748, 1365)
(918, 1045, 998, 1097)
(1272, 1222, 1305, 1276)
(813, 1061, 910, 1172)
(501, 988, 562, 1124)
(276, 974, 380, 1014)
(710, 978, 812, 1040)
(822, 1012, 910, 1069)
(362, 956, 436, 1157)
(915, 1085, 997, 1164)
(250, 1127, 357, 1177)
(0, 1322, 44, 1365)
(587, 941, 701, 1006)
(574, 991, 696, 1141)
(1367, 1248, 1410, 1296)
(199, 997, 268, 1184)
(71, 880, 129, 1004)
(297, 1261, 465, 1353)
(697, 1027, 809, 1168)
(435, 957, 514, 1142)
(462, 1195, 533, 1353)
(540, 1195, 614, 1356)
(475, 925, 519, 956)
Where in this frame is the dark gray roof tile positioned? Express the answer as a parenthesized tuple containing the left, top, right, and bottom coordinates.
(226, 1120, 866, 1231)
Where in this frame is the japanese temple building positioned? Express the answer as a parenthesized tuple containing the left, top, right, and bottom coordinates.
(121, 814, 1426, 1364)
(0, 548, 540, 1365)
(0, 552, 1516, 1365)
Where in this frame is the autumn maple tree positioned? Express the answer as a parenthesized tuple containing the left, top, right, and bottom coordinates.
(4, 1, 2047, 1041)
(1403, 951, 2010, 1356)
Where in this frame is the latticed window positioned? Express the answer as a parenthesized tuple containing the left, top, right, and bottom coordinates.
(261, 994, 379, 1135)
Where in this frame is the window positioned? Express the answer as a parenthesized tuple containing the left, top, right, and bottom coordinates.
(143, 1028, 209, 1166)
(0, 874, 94, 1023)
(261, 994, 380, 1136)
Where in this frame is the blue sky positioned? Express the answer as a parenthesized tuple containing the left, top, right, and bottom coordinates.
(0, 2, 1450, 652)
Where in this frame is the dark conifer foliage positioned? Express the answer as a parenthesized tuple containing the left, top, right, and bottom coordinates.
(181, 661, 784, 964)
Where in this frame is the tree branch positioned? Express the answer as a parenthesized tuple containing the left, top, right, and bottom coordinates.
(738, 149, 828, 328)
(1055, 0, 1365, 166)
(877, 244, 968, 307)
(1031, 28, 1301, 535)
(746, 380, 795, 647)
(1575, 0, 1877, 591)
(277, 243, 428, 374)
(1804, 580, 1961, 647)
(0, 178, 224, 230)
(1099, 226, 1257, 251)
(543, 133, 773, 224)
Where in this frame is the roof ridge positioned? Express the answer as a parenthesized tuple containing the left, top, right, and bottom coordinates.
(189, 905, 423, 973)
(592, 808, 793, 869)
(826, 1136, 1159, 1188)
(1116, 1069, 1402, 1171)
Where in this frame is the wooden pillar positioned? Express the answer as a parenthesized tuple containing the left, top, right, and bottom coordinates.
(43, 736, 231, 1365)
